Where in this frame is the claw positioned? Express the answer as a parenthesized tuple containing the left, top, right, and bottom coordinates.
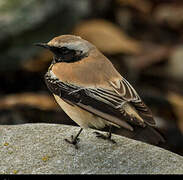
(64, 136, 80, 149)
(64, 128, 83, 149)
(94, 131, 116, 144)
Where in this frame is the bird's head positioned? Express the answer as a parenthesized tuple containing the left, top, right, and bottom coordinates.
(35, 35, 94, 63)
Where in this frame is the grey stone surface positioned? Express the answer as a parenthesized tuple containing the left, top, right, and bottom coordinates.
(0, 123, 183, 174)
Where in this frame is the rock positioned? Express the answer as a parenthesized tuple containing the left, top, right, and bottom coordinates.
(73, 19, 142, 55)
(166, 45, 183, 80)
(0, 0, 90, 71)
(153, 4, 183, 29)
(0, 123, 183, 174)
(0, 0, 90, 40)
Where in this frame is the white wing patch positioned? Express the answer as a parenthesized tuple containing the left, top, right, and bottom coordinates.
(110, 78, 141, 102)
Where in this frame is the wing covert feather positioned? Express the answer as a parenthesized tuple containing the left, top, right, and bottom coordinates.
(45, 71, 155, 129)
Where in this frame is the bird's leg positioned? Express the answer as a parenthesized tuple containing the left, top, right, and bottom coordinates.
(94, 125, 116, 144)
(65, 128, 83, 149)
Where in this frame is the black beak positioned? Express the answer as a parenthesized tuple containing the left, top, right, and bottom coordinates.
(34, 43, 50, 49)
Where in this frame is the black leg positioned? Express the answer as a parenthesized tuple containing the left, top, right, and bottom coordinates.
(65, 128, 83, 149)
(94, 125, 116, 144)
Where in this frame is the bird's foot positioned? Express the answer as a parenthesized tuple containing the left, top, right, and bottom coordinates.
(94, 131, 116, 144)
(64, 135, 80, 149)
(64, 128, 83, 149)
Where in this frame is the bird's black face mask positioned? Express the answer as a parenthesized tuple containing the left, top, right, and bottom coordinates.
(51, 46, 82, 63)
(35, 43, 88, 63)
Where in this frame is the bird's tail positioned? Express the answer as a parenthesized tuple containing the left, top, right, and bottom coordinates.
(113, 125, 165, 145)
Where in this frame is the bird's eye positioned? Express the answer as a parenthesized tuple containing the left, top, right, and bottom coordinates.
(59, 47, 70, 54)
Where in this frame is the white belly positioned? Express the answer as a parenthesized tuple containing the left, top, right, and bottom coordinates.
(53, 94, 109, 129)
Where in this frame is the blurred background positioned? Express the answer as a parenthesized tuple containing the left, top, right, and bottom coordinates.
(1, 0, 183, 155)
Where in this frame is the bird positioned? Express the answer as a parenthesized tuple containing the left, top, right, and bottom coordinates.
(35, 35, 165, 149)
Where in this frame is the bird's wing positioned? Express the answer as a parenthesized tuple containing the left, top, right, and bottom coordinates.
(108, 77, 155, 126)
(45, 70, 155, 131)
